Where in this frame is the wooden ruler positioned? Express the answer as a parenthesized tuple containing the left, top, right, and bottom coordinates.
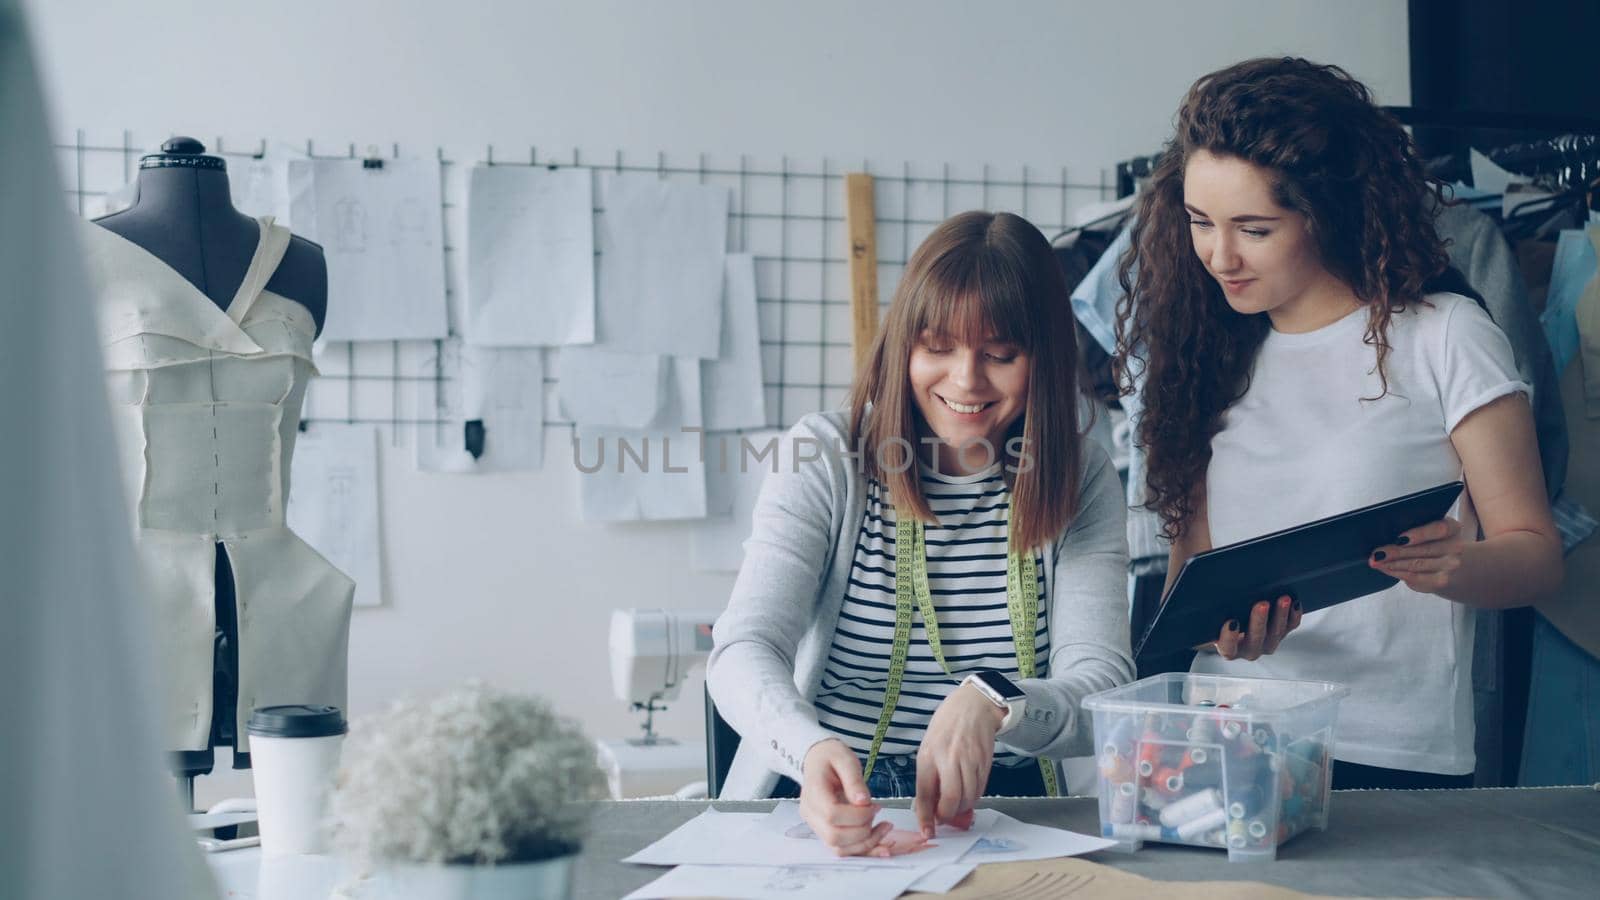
(845, 173, 879, 374)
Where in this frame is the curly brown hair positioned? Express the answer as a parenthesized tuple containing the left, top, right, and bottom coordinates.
(1115, 57, 1453, 540)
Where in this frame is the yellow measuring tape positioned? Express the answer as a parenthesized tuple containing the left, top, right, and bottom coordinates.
(861, 509, 1059, 797)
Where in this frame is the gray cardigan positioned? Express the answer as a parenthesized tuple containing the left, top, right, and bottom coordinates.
(707, 411, 1134, 799)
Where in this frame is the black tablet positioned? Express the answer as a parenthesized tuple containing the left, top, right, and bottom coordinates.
(1133, 481, 1465, 662)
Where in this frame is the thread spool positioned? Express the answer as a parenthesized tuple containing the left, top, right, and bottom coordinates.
(1227, 784, 1265, 819)
(1140, 786, 1172, 811)
(1227, 817, 1249, 848)
(1154, 767, 1185, 795)
(1158, 788, 1221, 828)
(1176, 807, 1229, 841)
(1099, 750, 1133, 783)
(1108, 823, 1162, 842)
(1110, 781, 1138, 823)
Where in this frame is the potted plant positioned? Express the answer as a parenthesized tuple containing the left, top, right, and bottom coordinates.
(330, 682, 607, 899)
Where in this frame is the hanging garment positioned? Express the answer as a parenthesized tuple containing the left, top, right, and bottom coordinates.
(81, 215, 354, 755)
(1538, 248, 1600, 659)
(1432, 203, 1573, 785)
(1520, 293, 1600, 786)
(1576, 229, 1600, 417)
(1434, 202, 1568, 496)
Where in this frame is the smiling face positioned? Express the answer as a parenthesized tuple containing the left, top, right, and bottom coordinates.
(1183, 149, 1358, 332)
(908, 329, 1030, 475)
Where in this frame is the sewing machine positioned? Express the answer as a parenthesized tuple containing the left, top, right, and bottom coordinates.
(597, 608, 720, 798)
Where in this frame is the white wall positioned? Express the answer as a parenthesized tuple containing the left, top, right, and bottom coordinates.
(22, 0, 1409, 799)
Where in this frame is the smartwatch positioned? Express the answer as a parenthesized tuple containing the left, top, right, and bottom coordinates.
(963, 670, 1026, 734)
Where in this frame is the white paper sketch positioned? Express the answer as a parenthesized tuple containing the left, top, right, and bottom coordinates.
(575, 357, 706, 522)
(415, 339, 545, 473)
(702, 253, 767, 432)
(689, 429, 782, 572)
(595, 173, 729, 359)
(465, 164, 595, 347)
(289, 158, 448, 341)
(285, 424, 382, 607)
(557, 346, 666, 429)
(949, 811, 1118, 864)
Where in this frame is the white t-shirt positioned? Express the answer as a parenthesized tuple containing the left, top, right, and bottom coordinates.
(1191, 293, 1527, 775)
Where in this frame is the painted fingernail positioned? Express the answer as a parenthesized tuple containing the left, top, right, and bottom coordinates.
(1397, 536, 1410, 546)
(1373, 551, 1387, 561)
(1227, 620, 1240, 632)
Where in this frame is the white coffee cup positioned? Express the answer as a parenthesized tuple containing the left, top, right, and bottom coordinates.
(247, 705, 346, 857)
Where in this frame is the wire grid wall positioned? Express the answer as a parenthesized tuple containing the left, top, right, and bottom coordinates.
(58, 130, 1116, 443)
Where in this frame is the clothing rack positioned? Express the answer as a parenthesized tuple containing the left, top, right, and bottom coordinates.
(1113, 108, 1600, 203)
(1389, 106, 1600, 197)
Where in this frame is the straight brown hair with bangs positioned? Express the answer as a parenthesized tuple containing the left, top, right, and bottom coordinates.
(846, 210, 1083, 552)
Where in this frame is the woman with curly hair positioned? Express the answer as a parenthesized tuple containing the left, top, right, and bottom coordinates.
(1115, 57, 1563, 789)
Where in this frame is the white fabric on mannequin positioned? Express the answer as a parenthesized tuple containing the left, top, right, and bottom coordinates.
(79, 215, 355, 755)
(0, 1, 216, 896)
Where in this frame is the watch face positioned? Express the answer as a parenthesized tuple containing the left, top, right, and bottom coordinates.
(976, 670, 1025, 701)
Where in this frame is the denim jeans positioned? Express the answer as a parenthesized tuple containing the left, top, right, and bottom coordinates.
(863, 754, 1048, 798)
(771, 754, 1048, 799)
(1519, 614, 1600, 786)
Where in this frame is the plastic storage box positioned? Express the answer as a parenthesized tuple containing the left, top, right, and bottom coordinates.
(1082, 673, 1349, 862)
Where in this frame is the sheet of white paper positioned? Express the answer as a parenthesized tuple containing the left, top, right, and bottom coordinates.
(289, 158, 448, 341)
(465, 164, 594, 347)
(689, 429, 782, 572)
(905, 862, 977, 894)
(635, 800, 991, 869)
(227, 146, 305, 223)
(416, 340, 545, 473)
(624, 864, 926, 900)
(702, 253, 767, 431)
(622, 809, 766, 865)
(558, 346, 666, 428)
(285, 424, 382, 607)
(950, 811, 1118, 863)
(596, 173, 728, 359)
(576, 356, 706, 521)
(1469, 147, 1517, 197)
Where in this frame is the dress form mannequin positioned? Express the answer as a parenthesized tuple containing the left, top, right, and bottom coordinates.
(95, 137, 327, 330)
(88, 138, 351, 800)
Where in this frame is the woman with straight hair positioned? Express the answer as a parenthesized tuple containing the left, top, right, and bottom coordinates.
(708, 210, 1133, 855)
(1116, 57, 1563, 789)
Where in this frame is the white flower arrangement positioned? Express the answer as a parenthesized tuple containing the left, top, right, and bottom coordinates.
(330, 682, 607, 866)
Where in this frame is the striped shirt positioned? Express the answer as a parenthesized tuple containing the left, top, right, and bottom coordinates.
(814, 462, 1048, 765)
